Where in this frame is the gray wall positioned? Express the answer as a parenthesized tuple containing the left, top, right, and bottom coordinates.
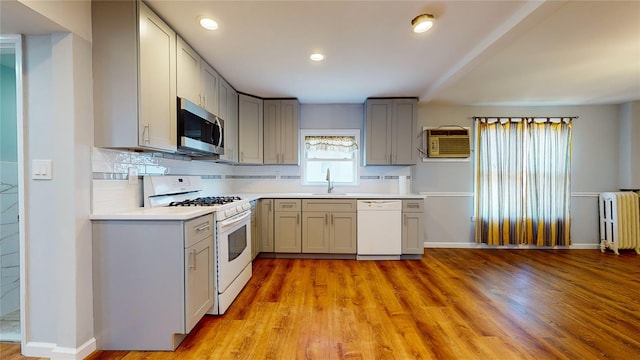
(619, 101, 640, 190)
(24, 32, 94, 357)
(414, 103, 621, 247)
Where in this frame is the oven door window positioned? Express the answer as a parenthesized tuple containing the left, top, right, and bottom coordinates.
(228, 224, 247, 261)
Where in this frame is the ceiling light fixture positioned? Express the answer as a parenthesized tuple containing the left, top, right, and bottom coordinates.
(310, 53, 325, 61)
(411, 14, 434, 33)
(199, 17, 219, 31)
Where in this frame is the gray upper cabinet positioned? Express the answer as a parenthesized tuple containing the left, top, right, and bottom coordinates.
(217, 78, 239, 163)
(176, 36, 199, 106)
(238, 94, 264, 164)
(364, 98, 418, 165)
(93, 0, 177, 152)
(264, 99, 299, 165)
(176, 36, 219, 116)
(200, 62, 219, 116)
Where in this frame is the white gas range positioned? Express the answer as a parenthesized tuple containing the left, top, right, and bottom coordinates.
(144, 175, 253, 315)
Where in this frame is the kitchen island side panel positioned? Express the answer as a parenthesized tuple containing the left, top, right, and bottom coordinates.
(92, 220, 185, 350)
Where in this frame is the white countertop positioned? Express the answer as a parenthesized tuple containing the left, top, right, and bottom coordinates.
(90, 206, 216, 221)
(90, 193, 424, 221)
(256, 193, 425, 199)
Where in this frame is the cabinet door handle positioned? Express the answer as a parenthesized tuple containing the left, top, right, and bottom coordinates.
(325, 213, 328, 225)
(143, 123, 150, 144)
(297, 213, 300, 224)
(241, 151, 244, 162)
(331, 214, 334, 225)
(404, 214, 407, 226)
(189, 249, 196, 270)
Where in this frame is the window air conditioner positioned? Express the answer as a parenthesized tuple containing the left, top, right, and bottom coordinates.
(426, 128, 470, 158)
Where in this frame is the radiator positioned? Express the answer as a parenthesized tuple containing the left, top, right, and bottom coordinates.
(599, 192, 640, 255)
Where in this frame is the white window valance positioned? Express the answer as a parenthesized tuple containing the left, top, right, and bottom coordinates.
(304, 136, 358, 153)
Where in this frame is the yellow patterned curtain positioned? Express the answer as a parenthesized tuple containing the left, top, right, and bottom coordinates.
(475, 117, 573, 246)
(305, 136, 358, 153)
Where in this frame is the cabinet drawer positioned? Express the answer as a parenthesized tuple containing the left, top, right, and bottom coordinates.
(275, 199, 301, 212)
(302, 199, 357, 212)
(402, 199, 424, 213)
(184, 214, 214, 247)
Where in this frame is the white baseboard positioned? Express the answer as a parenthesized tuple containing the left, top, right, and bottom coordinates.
(23, 338, 96, 360)
(424, 242, 482, 248)
(23, 341, 56, 358)
(424, 242, 600, 250)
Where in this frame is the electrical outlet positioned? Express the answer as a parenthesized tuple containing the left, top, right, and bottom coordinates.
(128, 167, 139, 185)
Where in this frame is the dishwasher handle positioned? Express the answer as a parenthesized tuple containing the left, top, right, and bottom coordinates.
(357, 200, 402, 210)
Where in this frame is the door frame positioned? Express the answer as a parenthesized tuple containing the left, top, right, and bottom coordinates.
(1, 34, 27, 347)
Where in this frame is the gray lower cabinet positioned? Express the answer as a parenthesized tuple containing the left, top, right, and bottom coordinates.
(92, 214, 214, 350)
(274, 199, 302, 252)
(402, 199, 424, 254)
(257, 199, 274, 252)
(302, 200, 357, 254)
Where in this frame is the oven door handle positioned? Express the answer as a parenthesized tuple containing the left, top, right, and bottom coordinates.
(219, 211, 251, 229)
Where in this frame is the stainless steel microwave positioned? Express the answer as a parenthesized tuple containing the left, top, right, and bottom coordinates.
(177, 97, 224, 156)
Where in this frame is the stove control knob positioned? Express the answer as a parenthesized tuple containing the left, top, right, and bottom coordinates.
(242, 203, 251, 211)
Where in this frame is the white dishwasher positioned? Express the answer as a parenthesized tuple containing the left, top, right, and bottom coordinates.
(357, 200, 402, 260)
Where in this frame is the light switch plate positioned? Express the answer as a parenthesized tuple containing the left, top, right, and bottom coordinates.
(32, 159, 52, 180)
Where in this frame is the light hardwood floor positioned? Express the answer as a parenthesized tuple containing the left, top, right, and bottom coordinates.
(2, 249, 640, 359)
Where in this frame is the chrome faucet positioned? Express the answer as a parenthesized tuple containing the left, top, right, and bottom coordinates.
(326, 168, 334, 193)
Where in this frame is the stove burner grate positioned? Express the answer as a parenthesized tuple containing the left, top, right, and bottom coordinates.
(169, 196, 241, 207)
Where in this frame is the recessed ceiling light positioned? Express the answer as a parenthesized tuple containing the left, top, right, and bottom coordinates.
(310, 53, 325, 61)
(199, 17, 219, 31)
(411, 14, 434, 33)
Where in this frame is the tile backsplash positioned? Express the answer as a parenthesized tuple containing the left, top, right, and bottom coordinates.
(92, 147, 169, 178)
(91, 147, 414, 213)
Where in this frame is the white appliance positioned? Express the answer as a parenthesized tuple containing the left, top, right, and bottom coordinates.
(356, 200, 402, 260)
(143, 175, 252, 315)
(212, 202, 252, 314)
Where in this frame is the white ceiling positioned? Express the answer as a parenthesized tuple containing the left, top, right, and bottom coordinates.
(2, 1, 639, 106)
(145, 0, 640, 105)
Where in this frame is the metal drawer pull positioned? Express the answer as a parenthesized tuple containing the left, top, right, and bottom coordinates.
(195, 223, 210, 232)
